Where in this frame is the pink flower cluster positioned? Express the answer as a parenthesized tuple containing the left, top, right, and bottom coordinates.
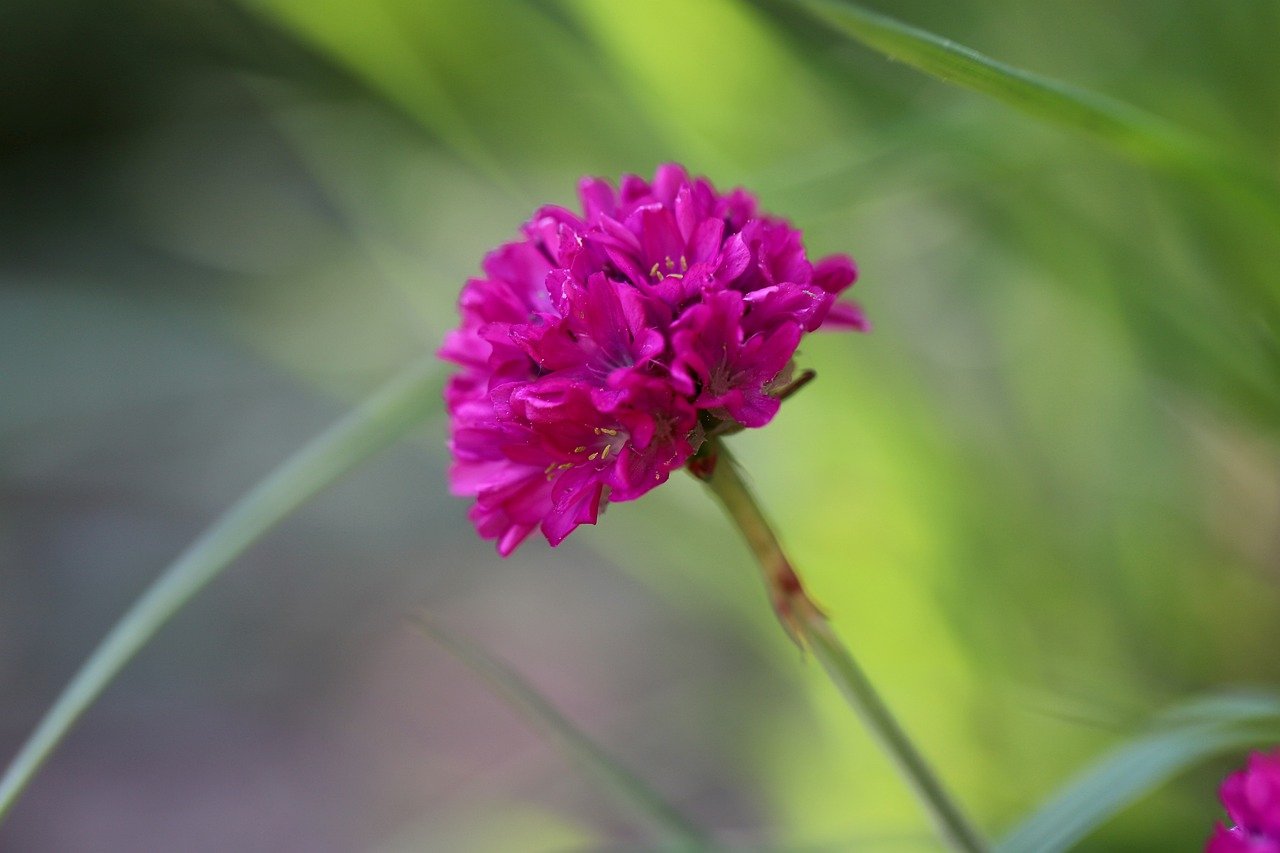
(441, 164, 864, 554)
(1209, 749, 1280, 852)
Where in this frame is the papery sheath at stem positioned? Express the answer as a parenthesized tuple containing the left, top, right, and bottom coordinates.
(692, 438, 988, 853)
(687, 440, 821, 646)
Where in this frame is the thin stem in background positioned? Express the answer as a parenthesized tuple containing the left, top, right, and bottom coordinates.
(695, 439, 988, 853)
(414, 618, 708, 851)
(0, 357, 442, 825)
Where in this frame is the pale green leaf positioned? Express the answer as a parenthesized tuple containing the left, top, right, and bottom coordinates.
(997, 692, 1280, 853)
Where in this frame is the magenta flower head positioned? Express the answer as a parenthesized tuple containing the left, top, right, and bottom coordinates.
(1209, 749, 1280, 852)
(440, 164, 866, 555)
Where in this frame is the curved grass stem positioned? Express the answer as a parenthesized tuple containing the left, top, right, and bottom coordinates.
(0, 357, 442, 825)
(414, 618, 708, 851)
(696, 439, 988, 852)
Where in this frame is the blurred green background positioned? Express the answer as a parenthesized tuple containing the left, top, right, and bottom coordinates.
(3, 0, 1279, 849)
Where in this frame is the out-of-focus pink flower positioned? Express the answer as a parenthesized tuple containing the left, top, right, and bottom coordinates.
(441, 164, 865, 554)
(1208, 749, 1280, 852)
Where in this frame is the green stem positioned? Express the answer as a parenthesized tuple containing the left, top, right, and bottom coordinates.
(0, 357, 442, 825)
(697, 440, 988, 853)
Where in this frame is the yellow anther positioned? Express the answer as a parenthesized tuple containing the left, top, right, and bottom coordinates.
(573, 446, 586, 454)
(599, 427, 618, 436)
(600, 445, 611, 460)
(588, 452, 599, 461)
(649, 262, 661, 278)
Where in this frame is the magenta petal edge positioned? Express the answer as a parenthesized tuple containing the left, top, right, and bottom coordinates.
(1209, 749, 1280, 852)
(440, 164, 866, 555)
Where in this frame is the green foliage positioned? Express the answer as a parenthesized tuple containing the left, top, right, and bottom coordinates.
(999, 692, 1280, 852)
(5, 0, 1280, 847)
(788, 0, 1217, 174)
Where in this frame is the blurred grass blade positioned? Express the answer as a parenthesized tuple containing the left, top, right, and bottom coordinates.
(787, 0, 1229, 177)
(1155, 690, 1280, 727)
(415, 619, 708, 851)
(997, 692, 1280, 853)
(0, 357, 442, 825)
(237, 0, 525, 200)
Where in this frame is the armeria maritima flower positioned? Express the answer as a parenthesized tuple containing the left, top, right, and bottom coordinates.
(440, 164, 866, 554)
(1209, 749, 1280, 852)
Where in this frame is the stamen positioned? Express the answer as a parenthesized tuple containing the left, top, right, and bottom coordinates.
(546, 461, 573, 481)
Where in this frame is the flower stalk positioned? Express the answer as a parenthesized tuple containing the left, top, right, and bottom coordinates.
(694, 439, 988, 853)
